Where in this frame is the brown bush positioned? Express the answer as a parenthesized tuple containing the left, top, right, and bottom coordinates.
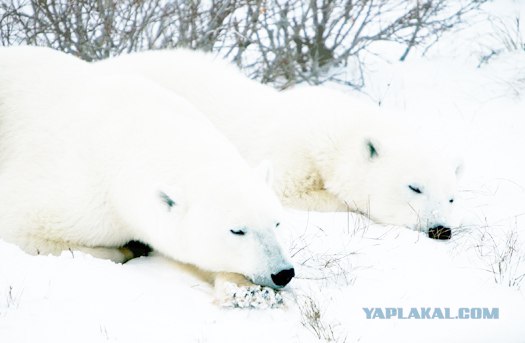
(0, 0, 488, 88)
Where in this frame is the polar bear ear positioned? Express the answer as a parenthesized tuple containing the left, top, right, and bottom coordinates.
(159, 191, 176, 210)
(365, 139, 379, 160)
(254, 160, 274, 186)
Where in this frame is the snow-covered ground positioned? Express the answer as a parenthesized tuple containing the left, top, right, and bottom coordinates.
(2, 1, 525, 342)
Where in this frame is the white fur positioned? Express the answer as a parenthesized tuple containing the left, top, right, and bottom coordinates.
(96, 49, 463, 232)
(0, 46, 293, 289)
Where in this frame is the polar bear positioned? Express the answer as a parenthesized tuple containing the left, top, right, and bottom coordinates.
(96, 49, 462, 239)
(0, 46, 294, 290)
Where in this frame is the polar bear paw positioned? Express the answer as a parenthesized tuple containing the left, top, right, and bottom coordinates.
(213, 273, 285, 309)
(219, 283, 284, 309)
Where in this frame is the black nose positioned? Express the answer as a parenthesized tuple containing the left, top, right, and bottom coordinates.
(428, 226, 452, 240)
(271, 268, 295, 287)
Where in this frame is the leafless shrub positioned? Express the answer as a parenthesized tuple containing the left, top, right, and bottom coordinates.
(0, 0, 245, 60)
(288, 212, 372, 287)
(474, 225, 525, 289)
(239, 0, 488, 88)
(0, 0, 488, 88)
(490, 15, 524, 53)
(298, 295, 346, 342)
(296, 249, 356, 286)
(2, 285, 22, 311)
(479, 14, 525, 66)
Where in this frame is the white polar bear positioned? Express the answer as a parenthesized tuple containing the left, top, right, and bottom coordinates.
(0, 46, 295, 290)
(96, 49, 463, 239)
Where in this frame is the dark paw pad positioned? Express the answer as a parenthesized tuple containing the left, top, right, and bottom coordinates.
(122, 240, 153, 258)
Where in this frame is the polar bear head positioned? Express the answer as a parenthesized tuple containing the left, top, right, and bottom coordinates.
(139, 165, 295, 289)
(295, 87, 462, 238)
(179, 195, 295, 288)
(325, 124, 462, 238)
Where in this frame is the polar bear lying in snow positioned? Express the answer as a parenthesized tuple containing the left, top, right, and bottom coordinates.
(0, 47, 294, 300)
(96, 49, 463, 239)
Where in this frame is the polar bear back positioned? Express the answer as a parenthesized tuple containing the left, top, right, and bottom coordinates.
(0, 47, 270, 245)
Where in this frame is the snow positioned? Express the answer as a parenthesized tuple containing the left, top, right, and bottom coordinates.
(2, 1, 525, 342)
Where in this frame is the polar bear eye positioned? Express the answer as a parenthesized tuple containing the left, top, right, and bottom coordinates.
(230, 229, 246, 236)
(449, 198, 454, 203)
(408, 185, 422, 194)
(275, 222, 280, 228)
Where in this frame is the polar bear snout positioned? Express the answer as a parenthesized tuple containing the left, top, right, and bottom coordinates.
(271, 267, 295, 287)
(428, 225, 452, 240)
